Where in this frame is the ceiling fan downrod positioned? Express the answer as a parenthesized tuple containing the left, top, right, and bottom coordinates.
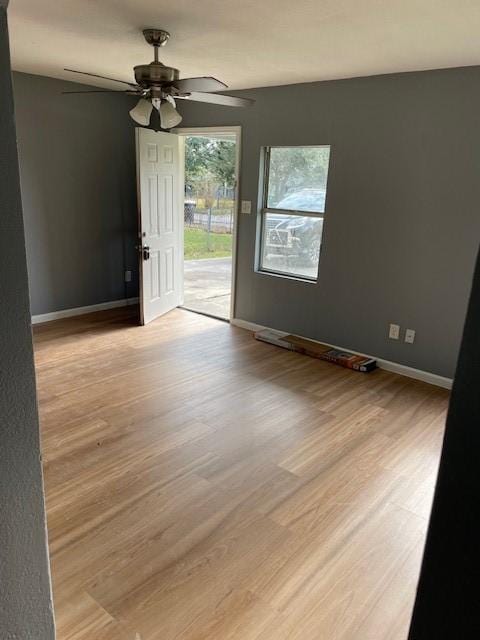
(142, 28, 170, 63)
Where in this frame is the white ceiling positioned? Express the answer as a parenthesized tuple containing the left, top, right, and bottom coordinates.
(8, 0, 480, 91)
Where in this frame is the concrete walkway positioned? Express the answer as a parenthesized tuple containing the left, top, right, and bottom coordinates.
(183, 257, 232, 319)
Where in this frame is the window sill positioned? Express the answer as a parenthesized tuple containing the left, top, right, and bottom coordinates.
(255, 268, 318, 284)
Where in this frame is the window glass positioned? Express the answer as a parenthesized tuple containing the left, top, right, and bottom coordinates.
(261, 212, 324, 280)
(266, 146, 330, 213)
(259, 146, 330, 280)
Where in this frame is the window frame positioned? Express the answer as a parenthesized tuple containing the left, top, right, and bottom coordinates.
(258, 145, 330, 282)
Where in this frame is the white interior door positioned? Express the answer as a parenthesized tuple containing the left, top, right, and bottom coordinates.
(136, 128, 183, 325)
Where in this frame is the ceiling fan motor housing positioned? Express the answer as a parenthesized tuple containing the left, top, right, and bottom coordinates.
(134, 62, 180, 89)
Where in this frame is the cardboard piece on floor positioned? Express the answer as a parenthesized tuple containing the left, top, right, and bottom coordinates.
(255, 329, 377, 373)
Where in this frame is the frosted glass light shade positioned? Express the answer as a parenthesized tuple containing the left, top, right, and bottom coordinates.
(159, 100, 182, 129)
(129, 98, 153, 126)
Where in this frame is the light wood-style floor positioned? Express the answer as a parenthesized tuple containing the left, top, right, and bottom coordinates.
(33, 307, 449, 640)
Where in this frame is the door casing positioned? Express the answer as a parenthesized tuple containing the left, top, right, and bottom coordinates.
(174, 126, 241, 322)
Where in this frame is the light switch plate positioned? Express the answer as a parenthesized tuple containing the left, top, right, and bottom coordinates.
(241, 200, 252, 214)
(389, 323, 400, 340)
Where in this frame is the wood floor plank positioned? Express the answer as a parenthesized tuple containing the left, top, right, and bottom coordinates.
(34, 307, 449, 640)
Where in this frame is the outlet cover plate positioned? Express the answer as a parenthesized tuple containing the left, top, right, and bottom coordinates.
(405, 328, 416, 344)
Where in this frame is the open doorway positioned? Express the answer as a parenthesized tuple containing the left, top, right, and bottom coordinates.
(177, 127, 240, 321)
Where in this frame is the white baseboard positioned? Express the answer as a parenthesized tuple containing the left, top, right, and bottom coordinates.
(230, 318, 266, 333)
(231, 318, 453, 390)
(371, 359, 452, 389)
(31, 297, 139, 325)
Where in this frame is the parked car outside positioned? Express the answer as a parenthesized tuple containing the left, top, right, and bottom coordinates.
(264, 189, 326, 266)
(273, 188, 326, 213)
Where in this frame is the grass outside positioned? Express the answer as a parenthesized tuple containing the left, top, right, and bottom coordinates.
(184, 228, 232, 260)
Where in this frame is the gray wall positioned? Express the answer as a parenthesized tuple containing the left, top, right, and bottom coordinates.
(0, 7, 55, 638)
(178, 67, 480, 378)
(12, 72, 138, 316)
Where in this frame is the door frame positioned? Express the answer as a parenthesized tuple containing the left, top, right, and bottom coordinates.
(173, 125, 241, 322)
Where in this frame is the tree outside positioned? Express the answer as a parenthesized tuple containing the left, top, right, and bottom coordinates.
(185, 136, 236, 212)
(267, 146, 330, 206)
(184, 136, 236, 260)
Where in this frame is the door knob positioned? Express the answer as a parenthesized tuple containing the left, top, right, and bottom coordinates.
(143, 246, 150, 260)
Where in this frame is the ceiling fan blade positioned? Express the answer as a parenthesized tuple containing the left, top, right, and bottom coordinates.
(176, 92, 254, 107)
(64, 68, 138, 89)
(172, 77, 228, 93)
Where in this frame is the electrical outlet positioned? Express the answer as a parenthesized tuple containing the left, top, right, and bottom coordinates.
(389, 323, 400, 340)
(241, 200, 252, 214)
(405, 328, 416, 344)
(125, 270, 132, 283)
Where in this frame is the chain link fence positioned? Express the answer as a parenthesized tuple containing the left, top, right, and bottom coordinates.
(184, 201, 234, 234)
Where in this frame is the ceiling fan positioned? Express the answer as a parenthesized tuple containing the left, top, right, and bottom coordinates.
(63, 28, 254, 129)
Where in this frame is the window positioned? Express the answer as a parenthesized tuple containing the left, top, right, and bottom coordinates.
(259, 145, 331, 280)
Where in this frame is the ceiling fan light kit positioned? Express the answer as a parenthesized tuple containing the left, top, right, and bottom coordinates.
(63, 28, 254, 129)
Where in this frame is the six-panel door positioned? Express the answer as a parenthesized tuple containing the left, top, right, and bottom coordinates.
(136, 128, 183, 325)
